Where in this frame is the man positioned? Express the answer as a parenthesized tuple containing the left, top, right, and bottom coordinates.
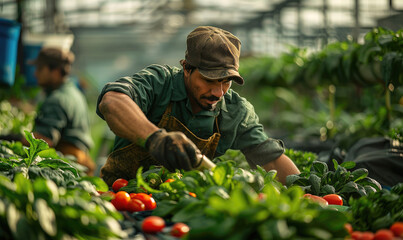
(97, 26, 300, 186)
(24, 47, 95, 175)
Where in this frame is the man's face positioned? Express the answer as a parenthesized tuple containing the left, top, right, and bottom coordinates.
(34, 64, 62, 89)
(184, 68, 232, 113)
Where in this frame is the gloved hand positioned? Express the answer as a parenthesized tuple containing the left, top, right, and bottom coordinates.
(145, 129, 202, 171)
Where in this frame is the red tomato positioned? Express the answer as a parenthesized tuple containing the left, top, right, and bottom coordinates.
(112, 178, 128, 193)
(390, 222, 403, 237)
(323, 194, 343, 205)
(132, 193, 157, 210)
(351, 231, 363, 240)
(303, 194, 329, 206)
(171, 222, 190, 238)
(360, 231, 375, 240)
(164, 179, 175, 183)
(189, 192, 196, 198)
(374, 229, 394, 240)
(142, 216, 165, 233)
(257, 193, 267, 201)
(127, 199, 146, 213)
(344, 223, 353, 234)
(129, 193, 137, 198)
(111, 191, 131, 211)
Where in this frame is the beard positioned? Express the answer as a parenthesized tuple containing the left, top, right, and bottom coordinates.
(198, 95, 221, 111)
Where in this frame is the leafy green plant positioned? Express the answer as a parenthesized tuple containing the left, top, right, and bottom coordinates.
(286, 160, 382, 205)
(0, 132, 106, 188)
(0, 173, 125, 240)
(347, 183, 403, 232)
(284, 148, 318, 174)
(0, 100, 35, 136)
(157, 184, 348, 240)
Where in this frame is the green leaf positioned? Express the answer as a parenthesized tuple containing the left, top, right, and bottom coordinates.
(356, 177, 382, 191)
(152, 200, 178, 217)
(340, 161, 356, 169)
(33, 178, 59, 202)
(37, 158, 79, 177)
(37, 148, 59, 159)
(172, 199, 204, 222)
(339, 181, 359, 194)
(136, 167, 161, 193)
(309, 174, 322, 195)
(212, 164, 230, 186)
(23, 131, 49, 167)
(6, 202, 21, 237)
(321, 184, 336, 195)
(351, 168, 369, 182)
(311, 161, 328, 176)
(285, 174, 302, 186)
(34, 199, 57, 237)
(79, 176, 109, 192)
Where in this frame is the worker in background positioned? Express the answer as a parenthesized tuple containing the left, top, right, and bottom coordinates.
(97, 26, 300, 186)
(24, 47, 95, 175)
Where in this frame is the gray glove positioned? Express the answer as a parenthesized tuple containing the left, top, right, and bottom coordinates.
(145, 129, 201, 171)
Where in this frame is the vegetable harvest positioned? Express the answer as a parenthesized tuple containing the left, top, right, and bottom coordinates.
(0, 132, 402, 239)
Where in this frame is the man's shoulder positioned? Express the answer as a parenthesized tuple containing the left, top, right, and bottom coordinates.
(47, 82, 85, 105)
(224, 89, 253, 108)
(142, 64, 182, 77)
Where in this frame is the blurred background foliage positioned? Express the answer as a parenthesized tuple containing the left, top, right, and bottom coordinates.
(233, 27, 403, 152)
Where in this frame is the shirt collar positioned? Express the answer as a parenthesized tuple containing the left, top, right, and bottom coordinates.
(172, 68, 188, 101)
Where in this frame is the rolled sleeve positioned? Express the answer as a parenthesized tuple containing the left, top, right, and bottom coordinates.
(96, 64, 173, 120)
(241, 138, 285, 168)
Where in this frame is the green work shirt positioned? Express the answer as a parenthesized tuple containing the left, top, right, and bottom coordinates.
(96, 64, 284, 167)
(34, 81, 94, 152)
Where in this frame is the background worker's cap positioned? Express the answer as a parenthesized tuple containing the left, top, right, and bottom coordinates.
(29, 47, 75, 71)
(185, 26, 244, 85)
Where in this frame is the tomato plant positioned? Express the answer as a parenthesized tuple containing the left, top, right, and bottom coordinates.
(127, 199, 146, 213)
(132, 193, 157, 210)
(171, 222, 190, 238)
(112, 178, 128, 192)
(323, 194, 343, 205)
(390, 222, 403, 237)
(111, 191, 131, 211)
(142, 216, 165, 233)
(374, 229, 394, 240)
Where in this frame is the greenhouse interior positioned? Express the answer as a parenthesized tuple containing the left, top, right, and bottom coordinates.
(0, 0, 402, 239)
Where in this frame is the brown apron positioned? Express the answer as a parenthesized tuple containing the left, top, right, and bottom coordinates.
(56, 141, 96, 176)
(100, 103, 221, 186)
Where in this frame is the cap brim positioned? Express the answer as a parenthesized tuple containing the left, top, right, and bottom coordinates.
(199, 68, 244, 85)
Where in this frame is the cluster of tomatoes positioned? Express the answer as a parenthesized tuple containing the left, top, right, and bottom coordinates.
(97, 178, 157, 213)
(106, 178, 191, 238)
(142, 216, 190, 238)
(345, 222, 403, 240)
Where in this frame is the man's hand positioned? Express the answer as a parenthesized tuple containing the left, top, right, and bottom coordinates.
(145, 129, 202, 171)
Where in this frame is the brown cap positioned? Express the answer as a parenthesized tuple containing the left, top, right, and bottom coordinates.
(185, 26, 244, 85)
(29, 47, 75, 73)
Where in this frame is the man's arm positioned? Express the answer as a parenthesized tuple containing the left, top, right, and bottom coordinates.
(98, 91, 159, 145)
(262, 153, 300, 185)
(98, 90, 202, 171)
